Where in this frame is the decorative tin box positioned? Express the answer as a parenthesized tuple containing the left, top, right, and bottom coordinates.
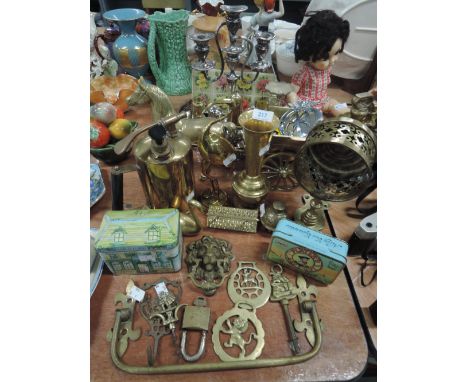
(94, 209, 182, 275)
(266, 219, 348, 285)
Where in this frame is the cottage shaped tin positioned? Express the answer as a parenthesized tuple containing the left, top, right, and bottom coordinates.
(266, 219, 348, 285)
(94, 209, 181, 275)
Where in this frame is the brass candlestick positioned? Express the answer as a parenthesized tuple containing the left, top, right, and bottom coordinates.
(232, 109, 280, 208)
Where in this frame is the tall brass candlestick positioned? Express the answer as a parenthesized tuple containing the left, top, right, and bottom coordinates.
(232, 110, 279, 208)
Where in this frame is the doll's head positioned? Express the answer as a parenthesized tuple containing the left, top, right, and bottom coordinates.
(294, 10, 350, 69)
(253, 0, 275, 13)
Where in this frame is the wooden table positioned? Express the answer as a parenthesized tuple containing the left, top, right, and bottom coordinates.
(91, 91, 376, 381)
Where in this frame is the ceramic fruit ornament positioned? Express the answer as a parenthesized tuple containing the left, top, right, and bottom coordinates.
(90, 120, 111, 148)
(108, 118, 133, 140)
(90, 102, 117, 125)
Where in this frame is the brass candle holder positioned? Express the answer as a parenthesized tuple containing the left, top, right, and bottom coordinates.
(232, 109, 280, 208)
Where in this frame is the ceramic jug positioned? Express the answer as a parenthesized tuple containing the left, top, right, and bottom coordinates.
(102, 8, 149, 77)
(148, 10, 192, 95)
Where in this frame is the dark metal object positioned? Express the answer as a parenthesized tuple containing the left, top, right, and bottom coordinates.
(186, 236, 234, 296)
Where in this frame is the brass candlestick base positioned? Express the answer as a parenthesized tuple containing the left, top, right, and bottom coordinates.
(232, 171, 269, 208)
(200, 188, 229, 212)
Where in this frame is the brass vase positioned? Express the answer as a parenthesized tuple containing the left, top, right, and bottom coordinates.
(232, 110, 279, 207)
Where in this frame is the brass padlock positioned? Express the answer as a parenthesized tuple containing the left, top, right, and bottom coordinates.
(180, 297, 210, 362)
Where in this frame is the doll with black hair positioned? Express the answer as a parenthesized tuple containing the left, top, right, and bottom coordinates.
(287, 10, 350, 116)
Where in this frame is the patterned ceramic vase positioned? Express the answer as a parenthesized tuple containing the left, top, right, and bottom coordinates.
(102, 8, 148, 77)
(148, 10, 192, 95)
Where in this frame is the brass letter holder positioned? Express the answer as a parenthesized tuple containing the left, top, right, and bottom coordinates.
(207, 205, 259, 233)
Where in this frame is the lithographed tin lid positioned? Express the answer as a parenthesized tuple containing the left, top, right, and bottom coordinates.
(95, 209, 180, 250)
(273, 219, 348, 263)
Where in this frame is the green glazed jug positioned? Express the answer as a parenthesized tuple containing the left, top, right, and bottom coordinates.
(148, 10, 192, 95)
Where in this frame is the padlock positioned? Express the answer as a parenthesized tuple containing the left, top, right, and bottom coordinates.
(180, 296, 210, 362)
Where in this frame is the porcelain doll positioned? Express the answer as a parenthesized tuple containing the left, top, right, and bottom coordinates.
(287, 10, 350, 117)
(246, 0, 284, 67)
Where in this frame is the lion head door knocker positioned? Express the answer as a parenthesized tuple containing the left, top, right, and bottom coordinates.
(139, 278, 186, 366)
(186, 236, 234, 296)
(212, 302, 265, 361)
(227, 261, 271, 308)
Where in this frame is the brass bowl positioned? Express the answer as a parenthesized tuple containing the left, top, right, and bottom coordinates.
(294, 117, 376, 202)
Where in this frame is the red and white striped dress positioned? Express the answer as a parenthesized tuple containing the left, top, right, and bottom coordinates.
(291, 65, 331, 109)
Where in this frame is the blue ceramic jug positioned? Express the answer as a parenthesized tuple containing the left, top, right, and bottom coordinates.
(103, 8, 149, 77)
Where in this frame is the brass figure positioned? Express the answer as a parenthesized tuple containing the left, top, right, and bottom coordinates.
(207, 206, 259, 233)
(212, 302, 265, 361)
(186, 236, 234, 296)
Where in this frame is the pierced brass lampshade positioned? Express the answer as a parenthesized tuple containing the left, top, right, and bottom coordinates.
(293, 117, 376, 230)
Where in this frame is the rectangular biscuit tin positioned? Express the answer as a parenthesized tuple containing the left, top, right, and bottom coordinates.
(94, 209, 182, 275)
(266, 219, 348, 284)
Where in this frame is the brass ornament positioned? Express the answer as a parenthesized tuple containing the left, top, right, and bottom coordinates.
(294, 117, 377, 202)
(269, 264, 300, 354)
(292, 275, 318, 348)
(227, 261, 271, 308)
(139, 279, 186, 365)
(105, 285, 141, 358)
(186, 236, 234, 296)
(207, 205, 259, 233)
(180, 297, 211, 362)
(212, 302, 265, 361)
(294, 194, 328, 231)
(260, 201, 288, 231)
